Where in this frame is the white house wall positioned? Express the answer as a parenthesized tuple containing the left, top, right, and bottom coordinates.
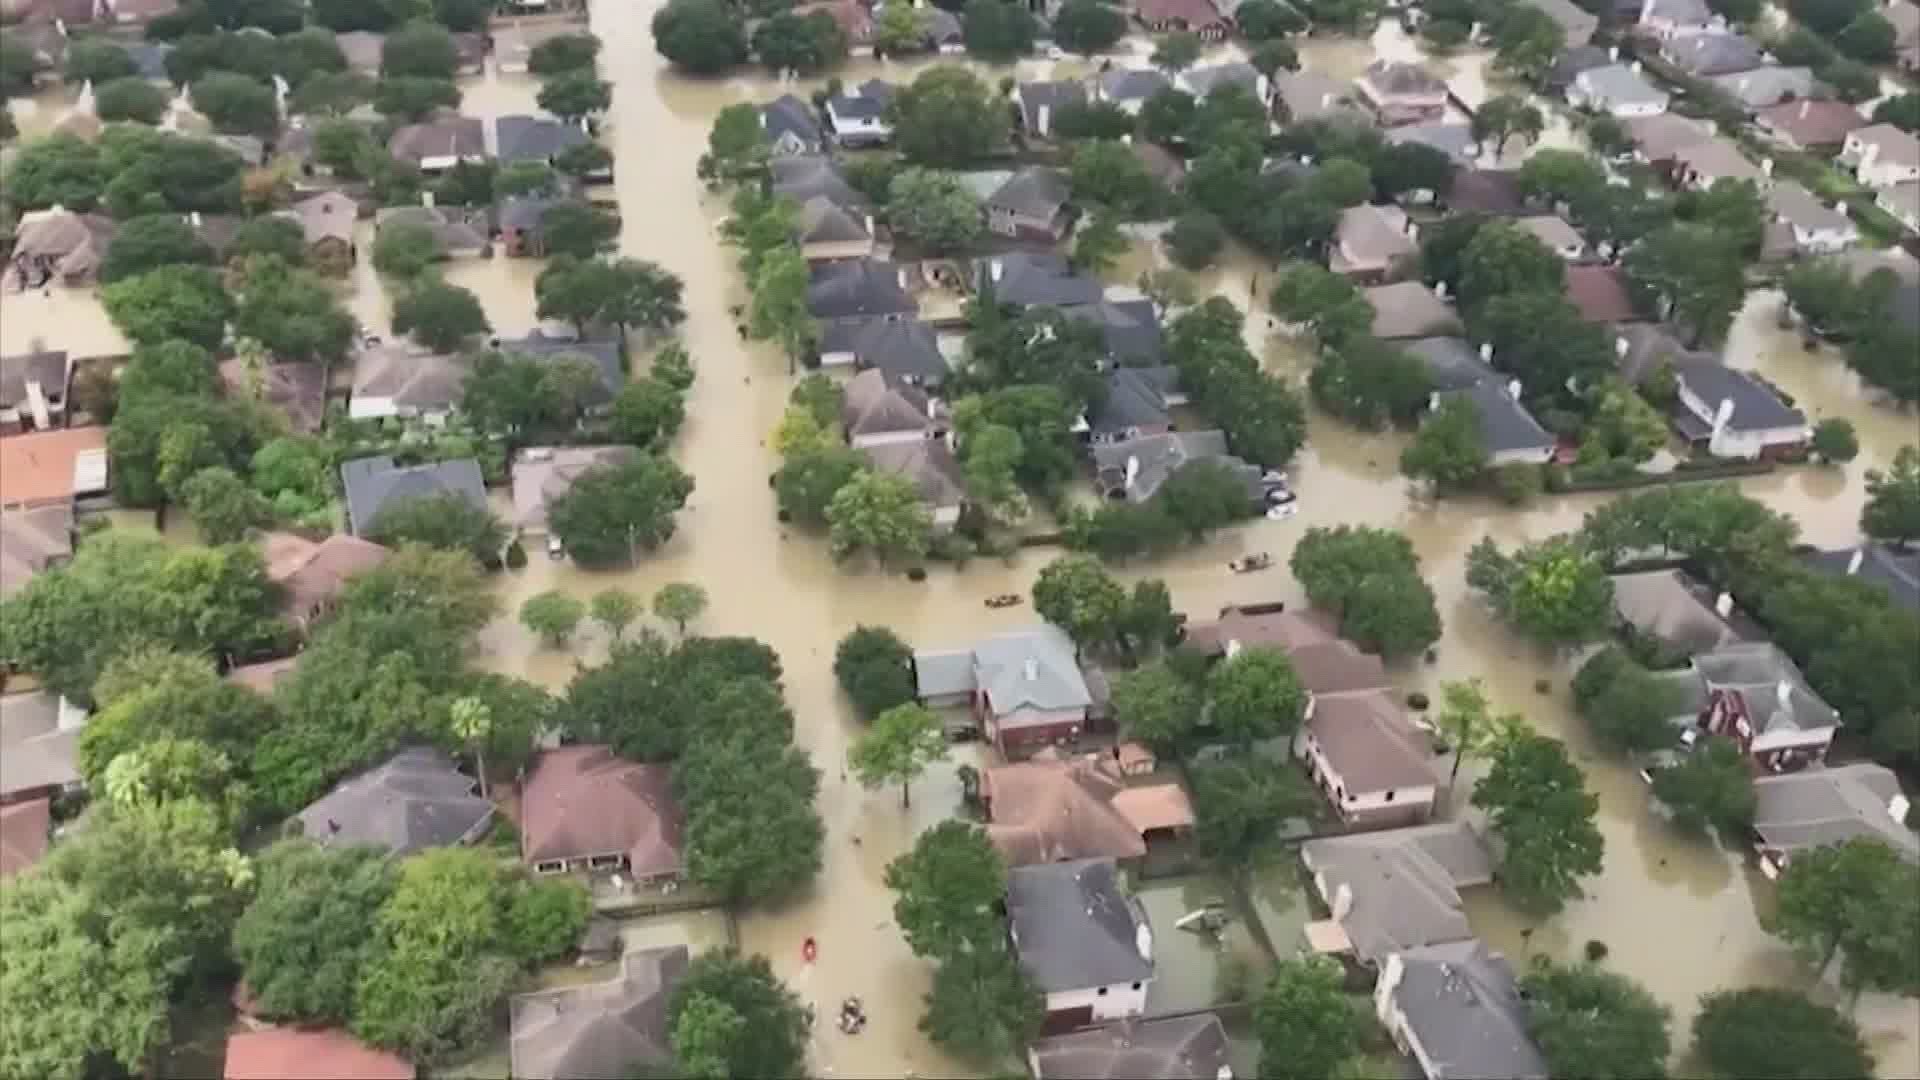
(1045, 981, 1150, 1022)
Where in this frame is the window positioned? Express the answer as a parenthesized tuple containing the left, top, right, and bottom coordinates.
(1096, 987, 1108, 996)
(1131, 982, 1142, 991)
(1384, 789, 1396, 802)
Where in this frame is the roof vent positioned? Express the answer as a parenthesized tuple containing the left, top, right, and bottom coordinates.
(1024, 657, 1039, 681)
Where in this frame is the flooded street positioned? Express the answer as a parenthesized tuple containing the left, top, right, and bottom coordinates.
(2, 11, 1914, 1074)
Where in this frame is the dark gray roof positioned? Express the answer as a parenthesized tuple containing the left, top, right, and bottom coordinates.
(1575, 63, 1668, 107)
(795, 196, 872, 244)
(977, 251, 1102, 308)
(1641, 0, 1711, 23)
(0, 350, 68, 408)
(1390, 940, 1548, 1080)
(808, 260, 914, 319)
(494, 114, 589, 164)
(1400, 337, 1492, 392)
(1301, 823, 1492, 964)
(388, 117, 486, 165)
(1444, 169, 1527, 215)
(1017, 80, 1087, 131)
(496, 332, 624, 406)
(1662, 32, 1765, 77)
(1089, 366, 1175, 437)
(1007, 858, 1153, 992)
(1707, 65, 1816, 110)
(1672, 359, 1806, 432)
(128, 42, 172, 81)
(988, 166, 1071, 219)
(1801, 544, 1920, 614)
(1692, 642, 1839, 734)
(1063, 298, 1165, 364)
(1548, 45, 1612, 89)
(1029, 1013, 1232, 1080)
(1386, 122, 1476, 163)
(851, 318, 947, 383)
(828, 78, 896, 121)
(761, 94, 821, 148)
(1098, 68, 1171, 102)
(1182, 61, 1260, 98)
(1091, 429, 1264, 502)
(510, 946, 690, 1080)
(1612, 323, 1711, 385)
(770, 155, 868, 209)
(1447, 381, 1555, 455)
(341, 455, 487, 537)
(294, 746, 492, 857)
(1751, 764, 1920, 862)
(496, 193, 567, 232)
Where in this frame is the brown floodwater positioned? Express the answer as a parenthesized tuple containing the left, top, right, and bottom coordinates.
(3, 13, 1914, 1074)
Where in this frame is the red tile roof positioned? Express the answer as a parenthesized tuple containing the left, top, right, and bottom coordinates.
(223, 1029, 413, 1080)
(0, 798, 51, 878)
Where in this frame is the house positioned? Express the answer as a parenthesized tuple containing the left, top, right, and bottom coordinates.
(1297, 689, 1443, 828)
(1660, 32, 1764, 77)
(1299, 823, 1493, 967)
(976, 252, 1102, 309)
(496, 194, 567, 258)
(804, 0, 875, 54)
(842, 368, 941, 448)
(1132, 0, 1230, 38)
(1374, 940, 1549, 1080)
(1840, 124, 1920, 188)
(1877, 181, 1920, 234)
(494, 21, 579, 74)
(929, 624, 1095, 753)
(1612, 322, 1708, 384)
(374, 205, 491, 260)
(387, 117, 487, 173)
(0, 505, 75, 597)
(1564, 265, 1638, 324)
(977, 749, 1193, 863)
(449, 30, 486, 76)
(1516, 214, 1585, 259)
(1609, 568, 1748, 655)
(294, 747, 492, 857)
(1529, 0, 1598, 44)
(509, 946, 690, 1079)
(807, 260, 916, 347)
(1568, 62, 1670, 116)
(285, 190, 358, 265)
(0, 691, 88, 805)
(1178, 61, 1267, 104)
(1185, 608, 1395, 696)
(1547, 45, 1613, 93)
(512, 446, 636, 536)
(1636, 0, 1713, 37)
(8, 207, 116, 287)
(845, 317, 949, 385)
(1755, 98, 1866, 154)
(1091, 430, 1267, 504)
(825, 78, 895, 146)
(1355, 61, 1448, 127)
(1706, 66, 1816, 112)
(521, 745, 685, 882)
(1670, 358, 1809, 459)
(1087, 365, 1182, 444)
(261, 531, 391, 629)
(1672, 138, 1767, 190)
(1749, 764, 1918, 878)
(336, 31, 386, 75)
(1801, 543, 1920, 613)
(492, 114, 590, 168)
(1063, 298, 1166, 366)
(1387, 122, 1476, 165)
(339, 455, 486, 537)
(0, 798, 52, 878)
(1130, 141, 1187, 192)
(1016, 80, 1087, 141)
(1438, 381, 1558, 466)
(1689, 642, 1840, 768)
(0, 349, 71, 434)
(348, 343, 469, 422)
(922, 4, 965, 51)
(1330, 203, 1417, 281)
(1441, 169, 1527, 215)
(98, 0, 178, 24)
(492, 333, 621, 416)
(986, 166, 1074, 241)
(1626, 112, 1714, 162)
(1027, 1012, 1230, 1080)
(760, 94, 823, 155)
(227, 656, 300, 695)
(0, 425, 109, 511)
(1093, 67, 1171, 116)
(1006, 858, 1155, 1029)
(222, 1029, 413, 1080)
(862, 439, 967, 529)
(1363, 282, 1460, 340)
(1403, 336, 1498, 392)
(220, 358, 327, 433)
(793, 196, 876, 262)
(1766, 181, 1859, 254)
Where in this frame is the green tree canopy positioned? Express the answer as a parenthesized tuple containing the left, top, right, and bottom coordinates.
(392, 279, 490, 352)
(366, 492, 507, 564)
(1288, 525, 1442, 658)
(652, 0, 750, 73)
(1691, 988, 1872, 1080)
(886, 167, 986, 253)
(1772, 836, 1920, 998)
(546, 454, 694, 566)
(1206, 646, 1307, 745)
(891, 64, 1008, 166)
(233, 839, 399, 1026)
(1519, 959, 1672, 1080)
(1254, 956, 1366, 1080)
(1471, 732, 1605, 914)
(1650, 734, 1754, 837)
(834, 625, 917, 720)
(1111, 662, 1203, 756)
(1466, 536, 1615, 647)
(666, 950, 811, 1078)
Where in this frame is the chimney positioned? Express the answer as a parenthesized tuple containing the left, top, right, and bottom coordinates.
(1760, 157, 1774, 178)
(1479, 342, 1493, 363)
(865, 214, 875, 236)
(1738, 76, 1750, 92)
(1120, 132, 1132, 144)
(1427, 391, 1441, 412)
(1609, 45, 1620, 61)
(1036, 102, 1050, 136)
(1217, 1068, 1235, 1080)
(1507, 378, 1522, 401)
(1799, 99, 1810, 119)
(1847, 547, 1865, 575)
(422, 189, 436, 208)
(1631, 60, 1643, 74)
(896, 266, 908, 289)
(189, 210, 202, 227)
(1705, 119, 1717, 135)
(1615, 334, 1630, 357)
(1024, 657, 1038, 681)
(1715, 591, 1733, 617)
(1891, 792, 1911, 824)
(1304, 693, 1318, 721)
(990, 257, 1004, 283)
(1712, 396, 1734, 437)
(1322, 92, 1334, 108)
(1125, 454, 1140, 489)
(1434, 280, 1449, 299)
(23, 380, 50, 430)
(1776, 679, 1792, 711)
(1332, 881, 1354, 920)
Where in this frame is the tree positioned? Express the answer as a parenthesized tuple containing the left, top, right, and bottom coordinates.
(1456, 220, 1564, 313)
(1691, 988, 1872, 1080)
(537, 256, 686, 340)
(1069, 138, 1163, 217)
(102, 265, 234, 350)
(191, 72, 279, 134)
(1150, 31, 1202, 73)
(503, 877, 591, 966)
(366, 492, 507, 563)
(520, 590, 586, 648)
(1571, 648, 1683, 755)
(1468, 537, 1615, 647)
(372, 221, 439, 279)
(380, 21, 456, 79)
(1401, 395, 1488, 491)
(1626, 225, 1743, 346)
(528, 32, 601, 75)
(1111, 663, 1203, 755)
(776, 446, 867, 526)
(228, 216, 309, 266)
(849, 702, 948, 807)
(886, 820, 1006, 958)
(537, 70, 612, 123)
(1773, 837, 1920, 998)
(751, 10, 847, 73)
(1140, 86, 1196, 143)
(920, 938, 1044, 1064)
(961, 0, 1038, 61)
(1189, 756, 1314, 864)
(874, 1, 932, 53)
(0, 38, 40, 97)
(1270, 263, 1373, 348)
(1676, 178, 1767, 261)
(1053, 99, 1136, 140)
(447, 695, 492, 799)
(699, 102, 769, 187)
(678, 736, 824, 904)
(747, 247, 816, 369)
(666, 950, 810, 1078)
(1471, 732, 1605, 915)
(1862, 445, 1920, 546)
(1206, 647, 1307, 746)
(834, 625, 916, 720)
(1032, 554, 1126, 653)
(1471, 94, 1545, 155)
(180, 465, 272, 542)
(1876, 91, 1920, 132)
(231, 255, 357, 362)
(1519, 960, 1672, 1080)
(652, 582, 709, 636)
(1310, 336, 1433, 432)
(3, 133, 109, 211)
(1491, 5, 1564, 82)
(1835, 10, 1896, 60)
(1053, 0, 1127, 53)
(290, 70, 373, 116)
(826, 470, 933, 566)
(546, 453, 694, 565)
(1237, 0, 1308, 38)
(1651, 735, 1754, 836)
(373, 75, 460, 120)
(65, 39, 138, 84)
(892, 65, 1007, 167)
(589, 588, 641, 640)
(1583, 379, 1668, 465)
(392, 279, 489, 351)
(1167, 211, 1226, 270)
(233, 840, 398, 1025)
(1289, 526, 1442, 658)
(1254, 956, 1367, 1080)
(1250, 38, 1301, 78)
(653, 0, 750, 74)
(539, 203, 619, 260)
(95, 77, 170, 124)
(886, 167, 985, 252)
(99, 214, 215, 284)
(1063, 210, 1123, 275)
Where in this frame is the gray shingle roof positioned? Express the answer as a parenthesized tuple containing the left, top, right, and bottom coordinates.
(0, 691, 82, 799)
(388, 117, 486, 165)
(0, 350, 67, 409)
(294, 746, 492, 857)
(1366, 282, 1461, 340)
(1029, 1013, 1231, 1080)
(1673, 358, 1805, 432)
(1706, 65, 1815, 110)
(1692, 642, 1839, 734)
(1098, 68, 1171, 102)
(851, 317, 947, 383)
(1062, 298, 1165, 364)
(771, 155, 868, 209)
(1447, 381, 1555, 455)
(795, 195, 872, 245)
(988, 166, 1071, 219)
(1007, 858, 1153, 992)
(978, 252, 1103, 308)
(1404, 337, 1495, 392)
(1386, 121, 1475, 162)
(1751, 764, 1919, 862)
(761, 94, 822, 148)
(974, 624, 1092, 714)
(1091, 429, 1262, 502)
(913, 648, 975, 698)
(828, 78, 895, 121)
(351, 343, 469, 409)
(1800, 544, 1920, 613)
(1089, 365, 1177, 437)
(1390, 940, 1549, 1080)
(1662, 31, 1765, 77)
(1302, 822, 1491, 964)
(1573, 63, 1669, 108)
(340, 455, 487, 537)
(493, 114, 588, 164)
(862, 439, 965, 511)
(842, 368, 934, 438)
(495, 332, 624, 407)
(510, 946, 689, 1080)
(1181, 61, 1260, 98)
(1627, 112, 1715, 159)
(808, 260, 914, 319)
(1609, 569, 1746, 653)
(1641, 0, 1711, 25)
(1548, 45, 1612, 89)
(1767, 180, 1853, 234)
(1017, 80, 1087, 131)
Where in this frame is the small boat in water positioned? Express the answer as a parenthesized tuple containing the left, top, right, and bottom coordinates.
(1228, 553, 1274, 573)
(985, 594, 1024, 608)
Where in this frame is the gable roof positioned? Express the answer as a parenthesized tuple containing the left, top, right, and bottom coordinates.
(1692, 642, 1839, 734)
(1756, 98, 1866, 147)
(1529, 0, 1597, 39)
(1627, 112, 1714, 159)
(1447, 381, 1556, 455)
(1672, 358, 1805, 431)
(496, 332, 624, 405)
(850, 317, 946, 382)
(1362, 59, 1446, 98)
(1062, 298, 1165, 364)
(1365, 282, 1460, 339)
(1751, 764, 1919, 862)
(1308, 688, 1439, 795)
(374, 205, 490, 255)
(339, 455, 487, 537)
(1007, 857, 1153, 991)
(388, 117, 486, 164)
(263, 531, 391, 622)
(1098, 67, 1172, 102)
(511, 445, 637, 532)
(827, 78, 895, 121)
(760, 94, 821, 148)
(1707, 65, 1815, 110)
(1029, 1012, 1231, 1080)
(1549, 45, 1613, 89)
(287, 189, 359, 248)
(521, 745, 684, 877)
(1444, 169, 1527, 215)
(983, 752, 1169, 865)
(978, 251, 1103, 308)
(1403, 336, 1496, 392)
(1090, 429, 1261, 503)
(224, 1029, 412, 1080)
(807, 259, 914, 319)
(988, 166, 1071, 219)
(493, 114, 588, 164)
(1609, 569, 1746, 652)
(0, 505, 74, 598)
(0, 425, 109, 509)
(1089, 365, 1176, 436)
(861, 439, 965, 511)
(1390, 940, 1548, 1080)
(1181, 61, 1260, 98)
(1574, 62, 1668, 107)
(12, 207, 115, 278)
(1767, 180, 1853, 234)
(1674, 136, 1764, 184)
(1, 348, 69, 408)
(1662, 31, 1765, 76)
(510, 946, 690, 1080)
(974, 624, 1092, 715)
(0, 798, 51, 879)
(795, 195, 872, 245)
(1612, 321, 1710, 384)
(1385, 121, 1475, 163)
(294, 746, 492, 857)
(1302, 822, 1492, 963)
(1800, 544, 1920, 613)
(1016, 80, 1087, 131)
(0, 691, 83, 800)
(1564, 264, 1638, 323)
(1273, 70, 1370, 123)
(842, 368, 935, 438)
(1850, 122, 1920, 168)
(1333, 203, 1417, 270)
(771, 154, 868, 209)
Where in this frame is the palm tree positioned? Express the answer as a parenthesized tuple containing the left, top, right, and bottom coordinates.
(1433, 678, 1525, 788)
(450, 696, 494, 799)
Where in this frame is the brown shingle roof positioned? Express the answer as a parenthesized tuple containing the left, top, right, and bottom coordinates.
(223, 1029, 413, 1080)
(227, 657, 301, 694)
(220, 359, 328, 433)
(0, 798, 52, 878)
(263, 532, 392, 625)
(1134, 0, 1229, 30)
(521, 746, 684, 877)
(1564, 265, 1637, 324)
(287, 190, 359, 247)
(1756, 99, 1866, 149)
(0, 504, 73, 597)
(12, 208, 116, 282)
(983, 751, 1161, 866)
(510, 946, 689, 1080)
(1308, 689, 1437, 794)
